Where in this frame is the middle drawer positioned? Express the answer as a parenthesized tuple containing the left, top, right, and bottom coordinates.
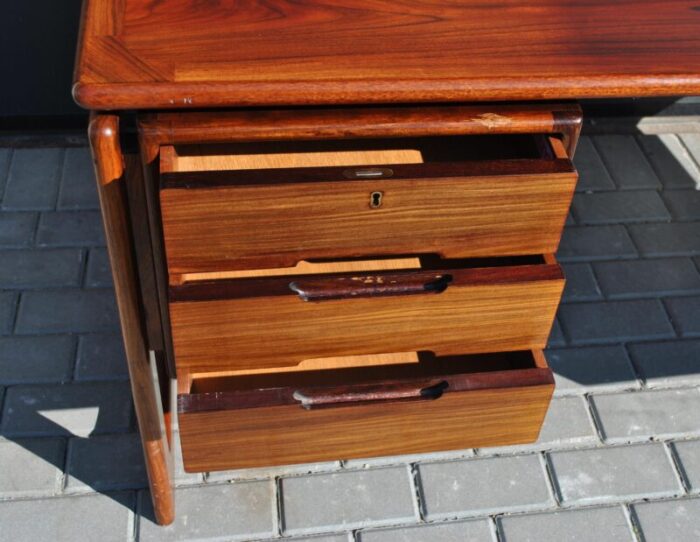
(169, 256, 564, 374)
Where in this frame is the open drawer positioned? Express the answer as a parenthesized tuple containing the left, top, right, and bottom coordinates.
(177, 349, 554, 471)
(168, 255, 564, 374)
(159, 133, 577, 281)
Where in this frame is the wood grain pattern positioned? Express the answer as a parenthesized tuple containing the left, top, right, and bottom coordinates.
(74, 1, 700, 109)
(169, 262, 564, 373)
(177, 350, 554, 471)
(89, 114, 174, 525)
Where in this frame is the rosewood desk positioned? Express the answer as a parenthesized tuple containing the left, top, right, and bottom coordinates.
(73, 0, 700, 525)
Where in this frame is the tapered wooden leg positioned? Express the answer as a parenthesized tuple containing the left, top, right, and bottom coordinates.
(89, 113, 175, 525)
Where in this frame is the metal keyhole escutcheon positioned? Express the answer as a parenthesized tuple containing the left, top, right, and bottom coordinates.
(370, 191, 383, 208)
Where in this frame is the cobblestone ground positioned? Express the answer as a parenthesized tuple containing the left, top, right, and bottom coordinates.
(0, 129, 700, 541)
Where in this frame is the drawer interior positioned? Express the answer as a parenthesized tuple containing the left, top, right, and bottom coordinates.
(161, 133, 559, 174)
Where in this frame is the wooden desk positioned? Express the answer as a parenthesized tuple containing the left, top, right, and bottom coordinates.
(74, 0, 700, 525)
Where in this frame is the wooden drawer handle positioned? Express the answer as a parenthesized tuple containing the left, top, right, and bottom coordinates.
(293, 379, 448, 410)
(289, 272, 452, 302)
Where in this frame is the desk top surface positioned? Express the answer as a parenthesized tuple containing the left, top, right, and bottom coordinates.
(74, 0, 700, 110)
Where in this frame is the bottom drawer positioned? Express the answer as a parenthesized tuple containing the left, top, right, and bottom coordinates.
(177, 350, 554, 472)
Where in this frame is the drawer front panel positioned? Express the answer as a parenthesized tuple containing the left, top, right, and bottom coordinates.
(169, 262, 564, 374)
(177, 351, 554, 471)
(160, 162, 576, 277)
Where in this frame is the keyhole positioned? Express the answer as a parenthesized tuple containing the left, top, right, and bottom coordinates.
(370, 191, 383, 209)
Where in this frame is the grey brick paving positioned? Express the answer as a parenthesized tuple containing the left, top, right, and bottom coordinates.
(498, 506, 634, 542)
(85, 247, 113, 287)
(662, 190, 700, 220)
(138, 482, 276, 541)
(281, 467, 416, 534)
(58, 147, 98, 210)
(207, 460, 342, 483)
(0, 291, 18, 335)
(0, 492, 135, 542)
(418, 455, 553, 519)
(15, 288, 119, 334)
(36, 210, 105, 247)
(561, 263, 602, 302)
(557, 225, 637, 262)
(0, 212, 37, 247)
(593, 257, 700, 299)
(0, 381, 133, 437)
(74, 333, 128, 381)
(545, 346, 640, 394)
(572, 190, 670, 224)
(558, 300, 675, 345)
(0, 248, 83, 288)
(548, 444, 682, 505)
(637, 134, 700, 189)
(343, 448, 474, 470)
(359, 519, 494, 541)
(632, 498, 700, 542)
(629, 340, 700, 387)
(593, 135, 661, 189)
(665, 296, 700, 336)
(628, 222, 700, 257)
(591, 389, 700, 443)
(673, 440, 700, 493)
(2, 148, 63, 210)
(0, 148, 11, 199)
(547, 318, 566, 348)
(0, 438, 65, 497)
(65, 433, 147, 492)
(573, 136, 616, 192)
(0, 335, 75, 384)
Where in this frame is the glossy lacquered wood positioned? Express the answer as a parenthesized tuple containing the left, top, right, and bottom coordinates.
(74, 1, 700, 109)
(169, 259, 564, 374)
(177, 350, 554, 471)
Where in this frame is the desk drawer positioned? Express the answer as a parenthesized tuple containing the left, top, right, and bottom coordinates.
(177, 349, 554, 471)
(168, 256, 564, 374)
(159, 134, 576, 280)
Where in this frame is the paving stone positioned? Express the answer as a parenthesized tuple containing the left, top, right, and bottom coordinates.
(593, 135, 661, 189)
(680, 133, 700, 180)
(2, 148, 63, 210)
(628, 223, 700, 257)
(572, 191, 670, 225)
(592, 389, 700, 443)
(548, 444, 681, 505)
(343, 449, 474, 470)
(665, 296, 700, 337)
(557, 225, 637, 262)
(58, 147, 99, 210)
(85, 247, 112, 287)
(0, 381, 133, 437)
(0, 212, 37, 248)
(498, 505, 634, 542)
(206, 460, 342, 483)
(558, 300, 674, 345)
(628, 340, 700, 387)
(573, 136, 616, 192)
(0, 335, 75, 384)
(0, 148, 12, 199)
(0, 248, 83, 288)
(418, 455, 552, 519)
(66, 433, 148, 492)
(562, 263, 602, 302)
(281, 467, 415, 534)
(547, 318, 566, 348)
(0, 438, 65, 497)
(638, 134, 700, 189)
(662, 190, 700, 220)
(673, 440, 700, 494)
(545, 346, 640, 394)
(633, 498, 700, 542)
(359, 519, 494, 541)
(0, 291, 18, 334)
(15, 289, 119, 334)
(138, 482, 275, 541)
(593, 258, 700, 299)
(36, 210, 105, 247)
(480, 396, 597, 454)
(74, 333, 128, 381)
(0, 492, 135, 541)
(261, 536, 348, 542)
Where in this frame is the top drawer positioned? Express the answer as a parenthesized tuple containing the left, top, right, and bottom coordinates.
(159, 132, 576, 280)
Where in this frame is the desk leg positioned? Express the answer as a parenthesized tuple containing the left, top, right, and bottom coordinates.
(89, 113, 175, 525)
